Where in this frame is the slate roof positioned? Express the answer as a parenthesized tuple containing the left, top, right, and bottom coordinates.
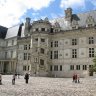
(3, 9, 96, 40)
(51, 10, 96, 30)
(5, 25, 20, 39)
(5, 24, 24, 39)
(0, 26, 8, 39)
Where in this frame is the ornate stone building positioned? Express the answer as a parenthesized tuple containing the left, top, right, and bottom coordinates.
(0, 8, 96, 77)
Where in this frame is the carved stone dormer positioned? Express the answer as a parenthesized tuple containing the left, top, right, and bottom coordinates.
(53, 21, 61, 32)
(24, 17, 31, 37)
(71, 19, 78, 29)
(86, 15, 95, 27)
(44, 17, 49, 21)
(65, 8, 72, 22)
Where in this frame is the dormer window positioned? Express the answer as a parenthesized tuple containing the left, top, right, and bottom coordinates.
(86, 16, 95, 27)
(71, 20, 78, 29)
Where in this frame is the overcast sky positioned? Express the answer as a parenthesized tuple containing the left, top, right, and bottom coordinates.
(0, 0, 96, 28)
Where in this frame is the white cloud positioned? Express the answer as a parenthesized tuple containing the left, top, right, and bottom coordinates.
(32, 12, 39, 16)
(0, 0, 54, 27)
(60, 0, 85, 9)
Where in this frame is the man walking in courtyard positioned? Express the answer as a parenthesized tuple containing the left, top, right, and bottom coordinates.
(24, 73, 29, 84)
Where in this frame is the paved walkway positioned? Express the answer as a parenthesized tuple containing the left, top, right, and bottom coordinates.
(0, 75, 96, 96)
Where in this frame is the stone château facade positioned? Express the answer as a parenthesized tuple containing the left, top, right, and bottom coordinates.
(0, 8, 96, 77)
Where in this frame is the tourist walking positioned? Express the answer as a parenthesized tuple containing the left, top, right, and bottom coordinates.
(77, 74, 80, 83)
(75, 74, 77, 83)
(24, 73, 29, 84)
(0, 74, 2, 85)
(73, 74, 75, 82)
(17, 73, 20, 79)
(12, 74, 15, 85)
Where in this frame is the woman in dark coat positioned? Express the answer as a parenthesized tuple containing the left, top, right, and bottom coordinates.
(73, 74, 75, 82)
(24, 73, 29, 84)
(12, 74, 15, 85)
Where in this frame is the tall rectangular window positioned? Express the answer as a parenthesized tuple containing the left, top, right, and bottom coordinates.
(54, 51, 58, 59)
(28, 53, 30, 60)
(54, 41, 58, 47)
(5, 52, 7, 59)
(89, 37, 94, 44)
(28, 66, 30, 70)
(72, 39, 77, 45)
(51, 42, 53, 47)
(60, 65, 62, 71)
(24, 53, 27, 60)
(6, 41, 8, 46)
(76, 65, 80, 70)
(72, 49, 77, 58)
(23, 65, 26, 71)
(24, 45, 27, 50)
(34, 58, 38, 63)
(50, 51, 53, 59)
(50, 65, 52, 71)
(40, 48, 44, 54)
(40, 59, 44, 65)
(11, 51, 13, 58)
(29, 44, 30, 49)
(70, 65, 74, 70)
(54, 65, 58, 71)
(89, 48, 94, 57)
(83, 65, 87, 70)
(12, 40, 14, 45)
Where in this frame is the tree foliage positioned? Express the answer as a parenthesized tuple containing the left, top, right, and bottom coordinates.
(90, 56, 96, 72)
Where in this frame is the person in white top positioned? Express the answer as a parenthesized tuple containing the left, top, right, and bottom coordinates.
(77, 74, 80, 83)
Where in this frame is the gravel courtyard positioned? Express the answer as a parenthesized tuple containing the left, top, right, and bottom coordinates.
(0, 75, 96, 96)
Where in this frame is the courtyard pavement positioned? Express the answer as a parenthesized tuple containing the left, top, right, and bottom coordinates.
(0, 75, 96, 96)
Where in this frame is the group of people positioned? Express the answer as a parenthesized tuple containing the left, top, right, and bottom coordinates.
(0, 73, 30, 85)
(1, 73, 80, 85)
(73, 74, 80, 83)
(12, 73, 30, 85)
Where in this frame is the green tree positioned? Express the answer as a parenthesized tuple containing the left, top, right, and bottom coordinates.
(89, 56, 96, 76)
(92, 56, 96, 72)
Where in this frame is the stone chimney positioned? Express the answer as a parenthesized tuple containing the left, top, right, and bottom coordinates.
(25, 17, 31, 29)
(24, 17, 31, 36)
(65, 8, 72, 22)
